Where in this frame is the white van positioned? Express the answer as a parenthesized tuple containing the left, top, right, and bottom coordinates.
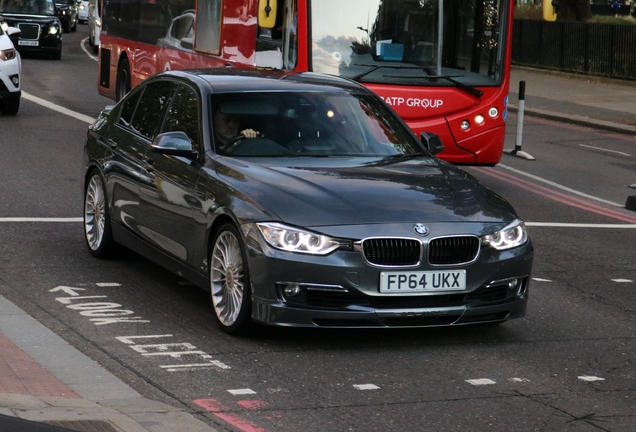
(88, 0, 100, 53)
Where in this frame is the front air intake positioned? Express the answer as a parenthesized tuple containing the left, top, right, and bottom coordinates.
(362, 238, 421, 266)
(428, 236, 480, 265)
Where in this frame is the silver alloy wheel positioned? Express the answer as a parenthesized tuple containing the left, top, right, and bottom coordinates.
(211, 230, 245, 327)
(84, 175, 106, 251)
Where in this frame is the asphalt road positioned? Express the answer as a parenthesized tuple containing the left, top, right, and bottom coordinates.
(1, 25, 635, 431)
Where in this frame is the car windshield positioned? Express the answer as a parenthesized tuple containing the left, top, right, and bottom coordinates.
(0, 0, 55, 15)
(212, 91, 425, 158)
(310, 0, 507, 88)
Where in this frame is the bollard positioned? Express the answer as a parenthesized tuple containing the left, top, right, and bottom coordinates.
(504, 80, 535, 161)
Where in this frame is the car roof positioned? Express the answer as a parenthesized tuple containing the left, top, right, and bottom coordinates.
(157, 69, 368, 95)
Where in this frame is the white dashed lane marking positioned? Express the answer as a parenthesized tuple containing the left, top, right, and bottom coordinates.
(228, 389, 257, 395)
(353, 384, 380, 390)
(465, 379, 496, 386)
(578, 376, 605, 382)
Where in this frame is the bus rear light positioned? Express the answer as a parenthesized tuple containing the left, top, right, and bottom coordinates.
(461, 120, 470, 130)
(475, 115, 485, 125)
(489, 107, 499, 118)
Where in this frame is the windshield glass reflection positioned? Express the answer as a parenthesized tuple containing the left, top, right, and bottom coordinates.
(212, 91, 424, 158)
(310, 0, 506, 87)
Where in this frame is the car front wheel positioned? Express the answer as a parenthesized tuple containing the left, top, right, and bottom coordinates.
(84, 171, 115, 257)
(0, 93, 20, 115)
(210, 224, 253, 335)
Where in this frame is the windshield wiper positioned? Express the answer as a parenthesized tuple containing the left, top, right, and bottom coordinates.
(386, 74, 484, 98)
(367, 152, 427, 166)
(348, 64, 483, 98)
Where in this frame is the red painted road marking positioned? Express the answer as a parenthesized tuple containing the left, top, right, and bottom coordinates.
(473, 167, 636, 224)
(193, 398, 266, 432)
(237, 400, 268, 409)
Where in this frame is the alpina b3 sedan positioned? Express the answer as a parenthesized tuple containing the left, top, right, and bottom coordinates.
(83, 70, 533, 335)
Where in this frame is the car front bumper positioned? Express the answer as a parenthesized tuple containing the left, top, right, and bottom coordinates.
(242, 223, 533, 328)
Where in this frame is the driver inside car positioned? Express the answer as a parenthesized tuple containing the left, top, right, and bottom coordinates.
(214, 110, 260, 151)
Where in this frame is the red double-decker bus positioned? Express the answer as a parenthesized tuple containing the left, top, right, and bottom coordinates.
(97, 0, 513, 165)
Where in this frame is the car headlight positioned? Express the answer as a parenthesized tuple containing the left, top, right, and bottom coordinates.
(482, 219, 528, 250)
(49, 25, 60, 35)
(256, 222, 339, 255)
(0, 48, 16, 61)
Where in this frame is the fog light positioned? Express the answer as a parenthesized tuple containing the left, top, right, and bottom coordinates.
(475, 114, 485, 125)
(283, 283, 301, 297)
(11, 75, 19, 86)
(488, 107, 498, 118)
(460, 120, 470, 130)
(507, 279, 518, 290)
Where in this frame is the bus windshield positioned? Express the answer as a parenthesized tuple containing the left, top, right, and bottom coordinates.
(310, 0, 506, 88)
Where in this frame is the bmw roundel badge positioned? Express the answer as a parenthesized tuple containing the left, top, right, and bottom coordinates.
(413, 224, 429, 236)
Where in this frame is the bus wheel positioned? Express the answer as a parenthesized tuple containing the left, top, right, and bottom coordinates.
(116, 58, 131, 102)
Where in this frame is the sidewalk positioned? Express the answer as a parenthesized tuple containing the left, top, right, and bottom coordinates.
(0, 295, 218, 432)
(1, 67, 635, 432)
(508, 66, 636, 136)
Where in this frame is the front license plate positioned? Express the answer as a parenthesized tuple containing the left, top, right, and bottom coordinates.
(18, 40, 39, 46)
(380, 270, 466, 293)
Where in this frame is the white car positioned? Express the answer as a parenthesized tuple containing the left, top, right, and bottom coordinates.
(78, 0, 89, 23)
(0, 22, 21, 115)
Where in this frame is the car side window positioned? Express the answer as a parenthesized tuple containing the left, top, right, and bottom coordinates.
(160, 84, 201, 152)
(118, 89, 141, 127)
(130, 81, 178, 140)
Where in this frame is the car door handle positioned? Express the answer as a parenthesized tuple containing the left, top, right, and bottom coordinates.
(143, 158, 154, 172)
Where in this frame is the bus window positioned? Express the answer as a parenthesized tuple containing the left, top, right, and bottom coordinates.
(194, 0, 221, 54)
(255, 0, 297, 70)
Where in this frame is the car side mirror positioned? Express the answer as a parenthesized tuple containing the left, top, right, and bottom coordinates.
(151, 131, 199, 158)
(6, 27, 21, 43)
(180, 37, 193, 50)
(420, 132, 444, 155)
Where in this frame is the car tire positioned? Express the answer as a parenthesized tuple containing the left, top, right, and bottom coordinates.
(52, 42, 62, 60)
(0, 93, 20, 115)
(62, 22, 69, 33)
(116, 58, 131, 102)
(209, 223, 254, 335)
(84, 170, 116, 257)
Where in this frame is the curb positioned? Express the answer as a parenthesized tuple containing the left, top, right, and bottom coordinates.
(508, 104, 636, 136)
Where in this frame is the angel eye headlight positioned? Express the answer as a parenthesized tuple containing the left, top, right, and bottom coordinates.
(256, 223, 339, 255)
(483, 219, 528, 250)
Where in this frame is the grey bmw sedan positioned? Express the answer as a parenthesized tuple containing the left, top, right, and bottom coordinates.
(83, 70, 533, 335)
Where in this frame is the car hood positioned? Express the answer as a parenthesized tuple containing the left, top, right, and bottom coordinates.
(217, 157, 517, 227)
(0, 14, 58, 24)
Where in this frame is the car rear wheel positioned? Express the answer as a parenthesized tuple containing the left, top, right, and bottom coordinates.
(0, 93, 20, 115)
(84, 171, 115, 257)
(116, 58, 131, 101)
(210, 224, 253, 335)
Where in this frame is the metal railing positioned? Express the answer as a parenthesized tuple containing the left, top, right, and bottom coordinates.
(512, 19, 636, 80)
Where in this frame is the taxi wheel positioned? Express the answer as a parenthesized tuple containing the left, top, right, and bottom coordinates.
(209, 224, 253, 335)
